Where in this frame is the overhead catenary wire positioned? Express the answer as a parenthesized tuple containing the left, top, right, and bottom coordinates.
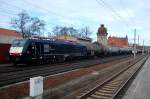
(119, 0, 142, 37)
(0, 1, 25, 11)
(0, 1, 81, 36)
(19, 0, 94, 27)
(1, 0, 102, 29)
(96, 0, 133, 31)
(0, 1, 61, 26)
(23, 0, 86, 27)
(1, 1, 66, 19)
(24, 0, 67, 18)
(95, 0, 143, 45)
(1, 0, 144, 38)
(95, 0, 119, 22)
(0, 10, 17, 16)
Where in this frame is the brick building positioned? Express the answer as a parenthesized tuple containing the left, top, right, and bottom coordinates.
(108, 35, 128, 47)
(0, 28, 22, 63)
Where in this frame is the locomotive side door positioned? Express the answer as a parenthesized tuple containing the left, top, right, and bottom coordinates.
(26, 42, 36, 59)
(28, 42, 41, 59)
(35, 42, 42, 59)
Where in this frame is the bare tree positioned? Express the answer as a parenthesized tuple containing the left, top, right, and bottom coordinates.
(11, 11, 30, 38)
(60, 27, 68, 35)
(52, 26, 62, 36)
(79, 26, 92, 38)
(30, 17, 45, 36)
(68, 27, 78, 36)
(11, 11, 45, 38)
(52, 26, 78, 36)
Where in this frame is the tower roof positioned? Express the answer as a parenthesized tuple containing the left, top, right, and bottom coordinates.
(97, 24, 107, 35)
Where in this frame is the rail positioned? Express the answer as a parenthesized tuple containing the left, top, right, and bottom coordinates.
(78, 55, 148, 99)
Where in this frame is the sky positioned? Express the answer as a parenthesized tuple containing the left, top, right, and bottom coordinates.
(0, 0, 150, 45)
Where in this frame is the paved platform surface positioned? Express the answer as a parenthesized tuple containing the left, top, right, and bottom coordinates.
(123, 56, 150, 99)
(0, 64, 12, 67)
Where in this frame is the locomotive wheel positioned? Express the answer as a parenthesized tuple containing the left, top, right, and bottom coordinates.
(58, 56, 66, 63)
(66, 56, 73, 61)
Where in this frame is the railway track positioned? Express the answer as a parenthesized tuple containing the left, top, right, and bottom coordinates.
(0, 55, 132, 87)
(78, 55, 148, 99)
(0, 55, 130, 73)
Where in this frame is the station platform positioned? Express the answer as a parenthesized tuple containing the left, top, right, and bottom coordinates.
(123, 56, 150, 99)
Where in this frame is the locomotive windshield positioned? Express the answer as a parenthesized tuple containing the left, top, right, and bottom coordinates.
(12, 39, 26, 47)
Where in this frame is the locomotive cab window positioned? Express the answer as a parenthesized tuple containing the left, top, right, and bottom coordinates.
(49, 45, 55, 50)
(44, 44, 55, 53)
(12, 39, 26, 47)
(44, 44, 49, 52)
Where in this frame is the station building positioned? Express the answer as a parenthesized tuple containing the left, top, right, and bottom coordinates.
(0, 28, 22, 63)
(108, 36, 128, 47)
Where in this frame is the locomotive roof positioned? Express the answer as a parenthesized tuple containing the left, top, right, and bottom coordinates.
(22, 38, 84, 47)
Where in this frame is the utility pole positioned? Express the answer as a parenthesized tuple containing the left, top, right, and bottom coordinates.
(134, 29, 136, 58)
(142, 40, 144, 54)
(138, 35, 139, 46)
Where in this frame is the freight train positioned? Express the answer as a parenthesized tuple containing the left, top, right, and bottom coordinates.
(9, 38, 133, 64)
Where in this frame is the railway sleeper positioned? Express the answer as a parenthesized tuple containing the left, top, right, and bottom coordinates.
(102, 86, 117, 89)
(95, 91, 112, 97)
(91, 94, 110, 99)
(97, 89, 114, 94)
(79, 55, 147, 99)
(105, 84, 120, 87)
(87, 97, 94, 99)
(101, 87, 115, 91)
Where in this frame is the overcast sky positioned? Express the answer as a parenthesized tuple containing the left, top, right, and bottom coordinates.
(0, 0, 150, 45)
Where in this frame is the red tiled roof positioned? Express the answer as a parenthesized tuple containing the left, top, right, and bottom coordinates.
(108, 36, 128, 47)
(0, 28, 22, 37)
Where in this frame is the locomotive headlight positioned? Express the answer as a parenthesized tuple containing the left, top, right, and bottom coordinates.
(9, 47, 23, 54)
(9, 47, 15, 53)
(17, 47, 23, 53)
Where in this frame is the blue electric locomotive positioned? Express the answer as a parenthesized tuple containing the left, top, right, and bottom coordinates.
(9, 38, 87, 64)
